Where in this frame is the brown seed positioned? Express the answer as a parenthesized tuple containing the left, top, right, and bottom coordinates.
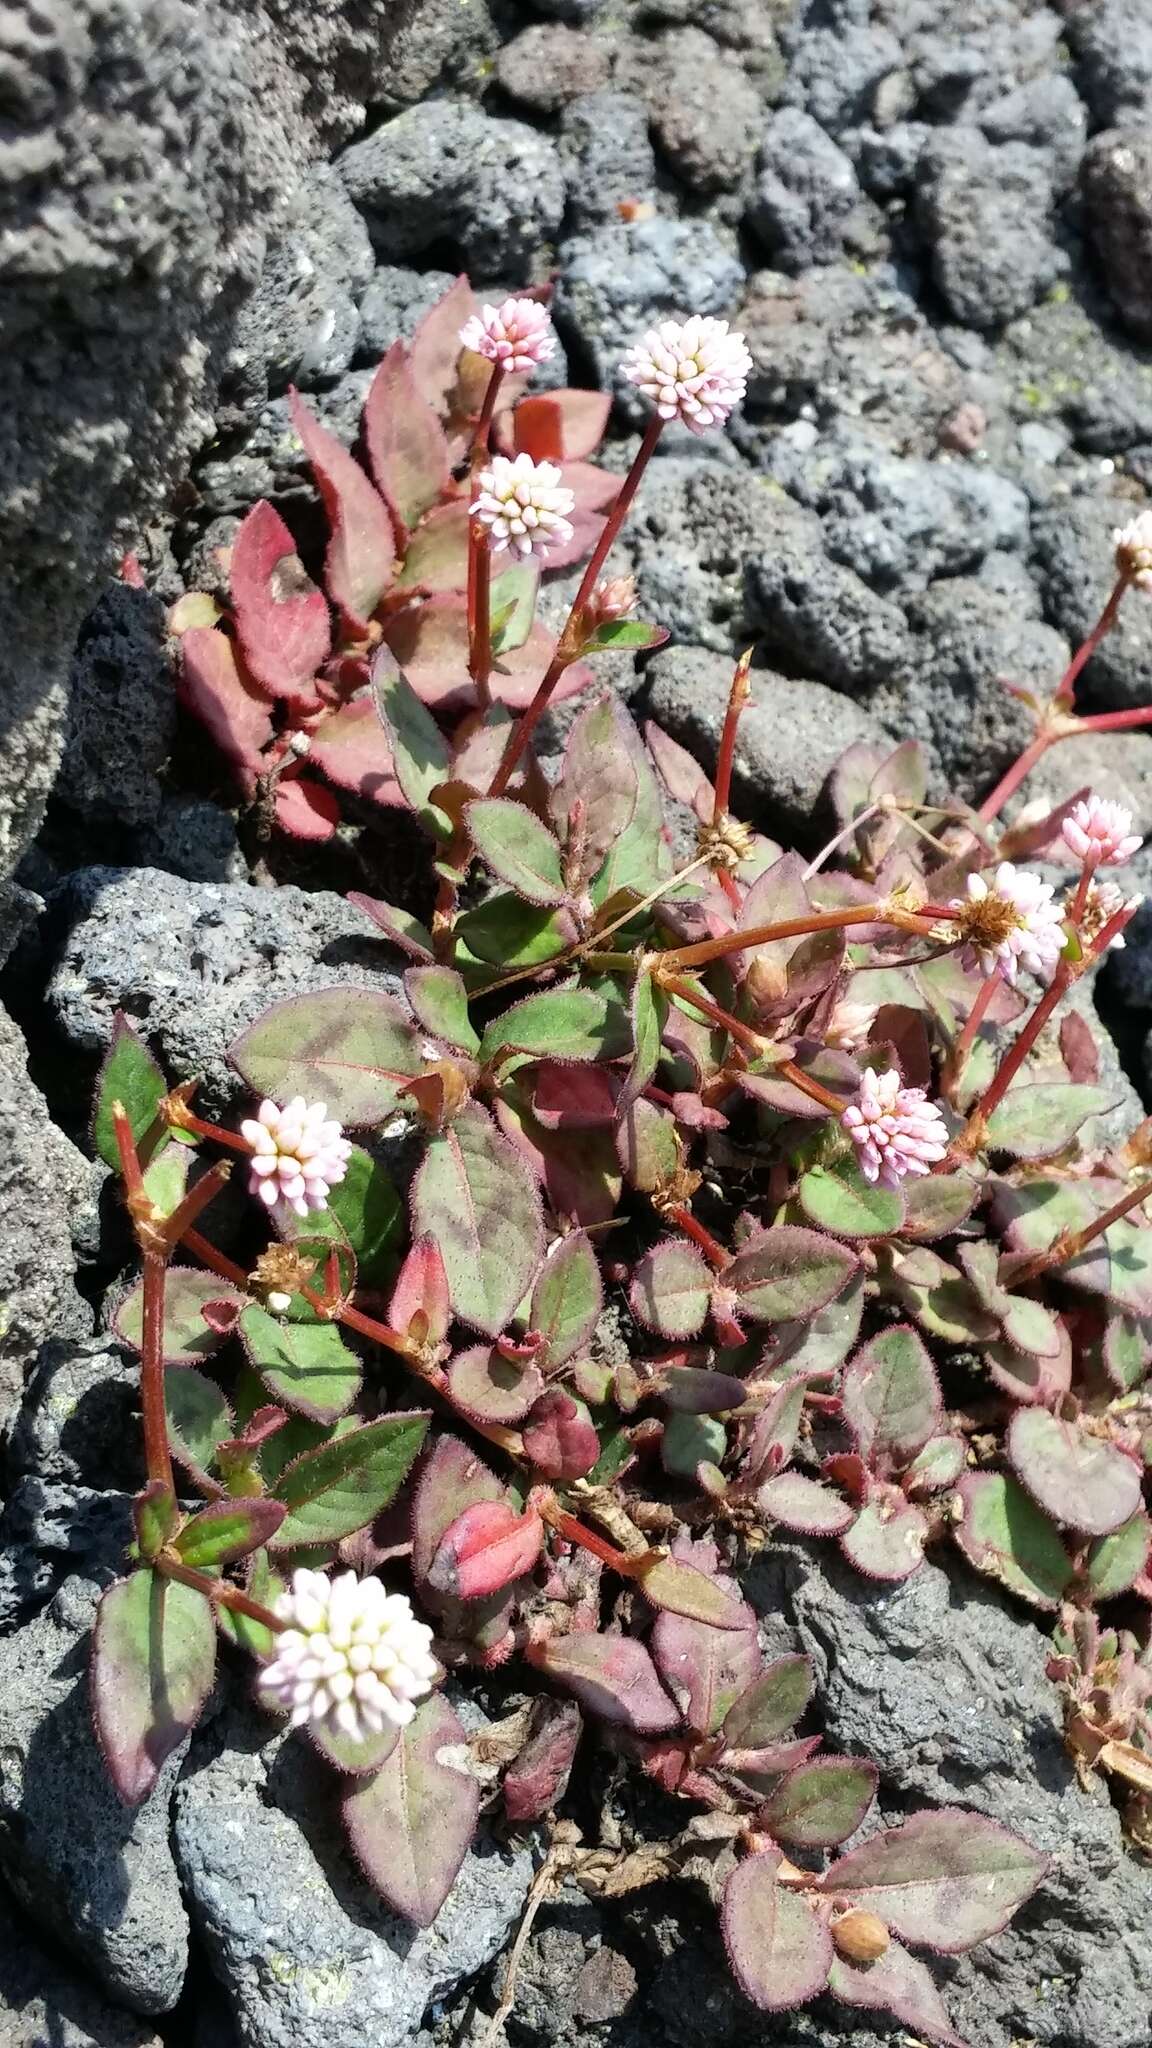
(831, 1909, 890, 1963)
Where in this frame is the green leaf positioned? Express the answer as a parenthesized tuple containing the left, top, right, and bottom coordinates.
(760, 1756, 877, 1848)
(479, 985, 627, 1067)
(456, 894, 572, 971)
(307, 1716, 401, 1777)
(466, 798, 568, 906)
(173, 1496, 286, 1569)
(342, 1693, 480, 1927)
(953, 1471, 1072, 1610)
(722, 1655, 814, 1748)
(134, 1482, 180, 1561)
(630, 1238, 712, 1339)
(637, 1553, 750, 1629)
(662, 1410, 727, 1480)
(372, 646, 452, 833)
(530, 1231, 602, 1366)
(583, 619, 668, 651)
(489, 560, 539, 655)
(798, 1161, 905, 1239)
(725, 1227, 860, 1324)
(91, 1567, 216, 1803)
(589, 1425, 634, 1486)
(411, 1101, 544, 1336)
(92, 1012, 168, 1169)
(841, 1326, 940, 1466)
(271, 1411, 430, 1546)
(405, 965, 480, 1054)
(1098, 1311, 1152, 1393)
(1103, 1218, 1152, 1316)
(589, 705, 671, 906)
(216, 1548, 285, 1658)
(1084, 1512, 1152, 1599)
(228, 989, 423, 1127)
(621, 972, 667, 1114)
(117, 1268, 244, 1365)
(141, 1147, 189, 1220)
(239, 1304, 362, 1424)
(772, 1269, 865, 1379)
(165, 1366, 232, 1489)
(985, 1084, 1118, 1161)
(899, 1172, 979, 1241)
(840, 1491, 929, 1582)
(310, 1144, 403, 1285)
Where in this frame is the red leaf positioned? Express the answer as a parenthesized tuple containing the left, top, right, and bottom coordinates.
(229, 500, 331, 703)
(522, 1389, 600, 1479)
(343, 1692, 479, 1927)
(178, 627, 271, 792)
(363, 342, 452, 540)
(645, 718, 715, 821)
(530, 1632, 679, 1734)
(511, 390, 613, 463)
(427, 1499, 544, 1599)
(389, 1234, 452, 1350)
(288, 390, 396, 634)
(1059, 1008, 1100, 1084)
(409, 275, 479, 415)
(385, 598, 590, 713)
(309, 696, 404, 806)
(531, 1063, 620, 1129)
(273, 772, 340, 840)
(503, 1698, 582, 1822)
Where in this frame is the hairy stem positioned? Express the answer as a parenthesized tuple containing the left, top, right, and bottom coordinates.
(467, 525, 493, 707)
(659, 902, 939, 972)
(942, 969, 1003, 1103)
(1010, 1176, 1152, 1286)
(711, 650, 752, 823)
(140, 1255, 175, 1496)
(657, 973, 765, 1056)
(162, 1556, 287, 1631)
(666, 1203, 731, 1271)
(953, 964, 1071, 1154)
(976, 732, 1058, 827)
(1052, 572, 1130, 706)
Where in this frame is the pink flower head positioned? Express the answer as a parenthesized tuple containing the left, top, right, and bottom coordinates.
(459, 297, 556, 374)
(948, 863, 1066, 984)
(621, 315, 751, 434)
(1061, 795, 1142, 867)
(471, 451, 575, 559)
(842, 1069, 949, 1190)
(1114, 510, 1152, 593)
(260, 1570, 438, 1743)
(240, 1096, 352, 1217)
(1081, 879, 1141, 953)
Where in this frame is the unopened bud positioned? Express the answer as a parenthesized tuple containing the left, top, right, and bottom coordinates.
(287, 730, 312, 758)
(831, 1910, 890, 1963)
(266, 1290, 293, 1315)
(588, 575, 636, 627)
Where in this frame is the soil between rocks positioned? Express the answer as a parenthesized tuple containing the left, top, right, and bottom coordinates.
(5, 0, 1152, 2043)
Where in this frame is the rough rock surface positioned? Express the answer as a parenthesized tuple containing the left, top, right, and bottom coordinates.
(0, 1576, 189, 2013)
(0, 1885, 163, 2048)
(173, 1705, 535, 2048)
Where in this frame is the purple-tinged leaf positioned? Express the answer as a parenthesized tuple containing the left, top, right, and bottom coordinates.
(92, 1011, 167, 1171)
(511, 388, 612, 462)
(343, 1691, 479, 1927)
(531, 1231, 602, 1366)
(984, 1083, 1119, 1162)
(522, 1389, 600, 1479)
(726, 1228, 860, 1325)
(117, 1268, 245, 1365)
(630, 1238, 712, 1339)
(270, 1411, 430, 1547)
(770, 1269, 864, 1379)
(992, 1177, 1112, 1298)
(798, 1161, 905, 1239)
(531, 1632, 679, 1734)
(389, 1234, 452, 1351)
(238, 1304, 361, 1424)
(619, 971, 667, 1118)
(427, 1499, 544, 1599)
(660, 1366, 746, 1413)
(953, 1471, 1072, 1610)
(645, 718, 715, 819)
(165, 1366, 231, 1494)
(479, 984, 628, 1067)
(761, 1756, 878, 1848)
(760, 1471, 855, 1535)
(652, 1600, 761, 1735)
(638, 1553, 751, 1629)
(741, 1372, 810, 1490)
(618, 1097, 682, 1194)
(308, 1716, 400, 1778)
(447, 1344, 543, 1425)
(178, 627, 271, 790)
(274, 772, 341, 841)
(986, 1323, 1072, 1407)
(288, 389, 396, 632)
(405, 965, 480, 1055)
(737, 1047, 860, 1121)
(817, 1809, 1048, 1953)
(173, 1496, 286, 1570)
(902, 1434, 967, 1497)
(550, 695, 640, 890)
(363, 341, 452, 537)
(900, 1172, 979, 1241)
(466, 798, 568, 906)
(841, 1326, 940, 1468)
(1102, 1217, 1152, 1316)
(411, 1435, 505, 1591)
(722, 1655, 813, 1748)
(91, 1568, 215, 1804)
(229, 499, 331, 700)
(409, 275, 478, 414)
(722, 1856, 833, 2011)
(841, 1489, 929, 1582)
(504, 1697, 583, 1822)
(308, 697, 404, 807)
(1084, 1511, 1152, 1599)
(412, 1101, 544, 1337)
(1007, 1408, 1142, 1536)
(829, 1938, 966, 2047)
(347, 892, 436, 962)
(887, 1248, 999, 1346)
(371, 645, 453, 832)
(394, 503, 470, 599)
(228, 987, 423, 1127)
(1099, 1310, 1152, 1393)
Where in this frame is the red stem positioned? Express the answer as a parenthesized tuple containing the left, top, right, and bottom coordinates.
(660, 903, 935, 972)
(489, 414, 664, 797)
(712, 650, 752, 823)
(161, 1162, 232, 1248)
(1077, 705, 1152, 734)
(468, 527, 493, 707)
(471, 363, 505, 458)
(1052, 573, 1130, 706)
(660, 974, 764, 1055)
(944, 969, 1002, 1099)
(976, 732, 1057, 826)
(162, 1557, 286, 1630)
(666, 1203, 730, 1272)
(140, 1255, 175, 1495)
(956, 964, 1071, 1149)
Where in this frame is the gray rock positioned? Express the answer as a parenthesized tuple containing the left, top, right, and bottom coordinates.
(636, 0, 785, 88)
(918, 129, 1063, 329)
(749, 108, 863, 273)
(979, 73, 1087, 192)
(174, 1705, 534, 2048)
(0, 1480, 134, 1636)
(992, 293, 1152, 456)
(0, 1575, 189, 2012)
(1082, 128, 1152, 345)
(615, 459, 788, 653)
(780, 19, 905, 137)
(357, 266, 459, 364)
(0, 1007, 92, 1452)
(870, 578, 1063, 804)
(226, 166, 374, 398)
(528, 0, 605, 20)
(195, 369, 375, 521)
(646, 647, 887, 845)
(44, 868, 405, 1117)
(496, 26, 612, 113)
(642, 29, 762, 194)
(558, 93, 659, 230)
(0, 1884, 163, 2048)
(555, 219, 744, 413)
(1064, 0, 1152, 126)
(138, 795, 247, 885)
(855, 117, 929, 198)
(374, 0, 501, 115)
(9, 1336, 142, 1497)
(1032, 495, 1152, 711)
(55, 584, 173, 831)
(776, 1548, 1152, 2048)
(336, 103, 566, 284)
(742, 492, 917, 693)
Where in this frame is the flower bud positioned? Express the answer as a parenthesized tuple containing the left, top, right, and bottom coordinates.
(831, 1909, 890, 1963)
(587, 575, 636, 628)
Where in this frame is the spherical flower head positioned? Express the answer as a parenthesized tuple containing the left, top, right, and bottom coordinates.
(841, 1069, 949, 1190)
(948, 863, 1066, 984)
(261, 1569, 439, 1743)
(621, 315, 751, 434)
(471, 452, 575, 560)
(459, 297, 556, 375)
(240, 1096, 352, 1218)
(1061, 795, 1142, 867)
(1114, 510, 1152, 593)
(1081, 879, 1141, 953)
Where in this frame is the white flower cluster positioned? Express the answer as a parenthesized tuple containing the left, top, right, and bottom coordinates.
(621, 316, 751, 433)
(261, 1570, 439, 1743)
(1061, 795, 1142, 867)
(459, 297, 556, 373)
(471, 451, 576, 560)
(950, 865, 1067, 984)
(1114, 510, 1152, 593)
(240, 1097, 352, 1217)
(842, 1070, 949, 1189)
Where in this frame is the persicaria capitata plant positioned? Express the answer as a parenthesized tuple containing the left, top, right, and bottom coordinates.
(90, 275, 1152, 2043)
